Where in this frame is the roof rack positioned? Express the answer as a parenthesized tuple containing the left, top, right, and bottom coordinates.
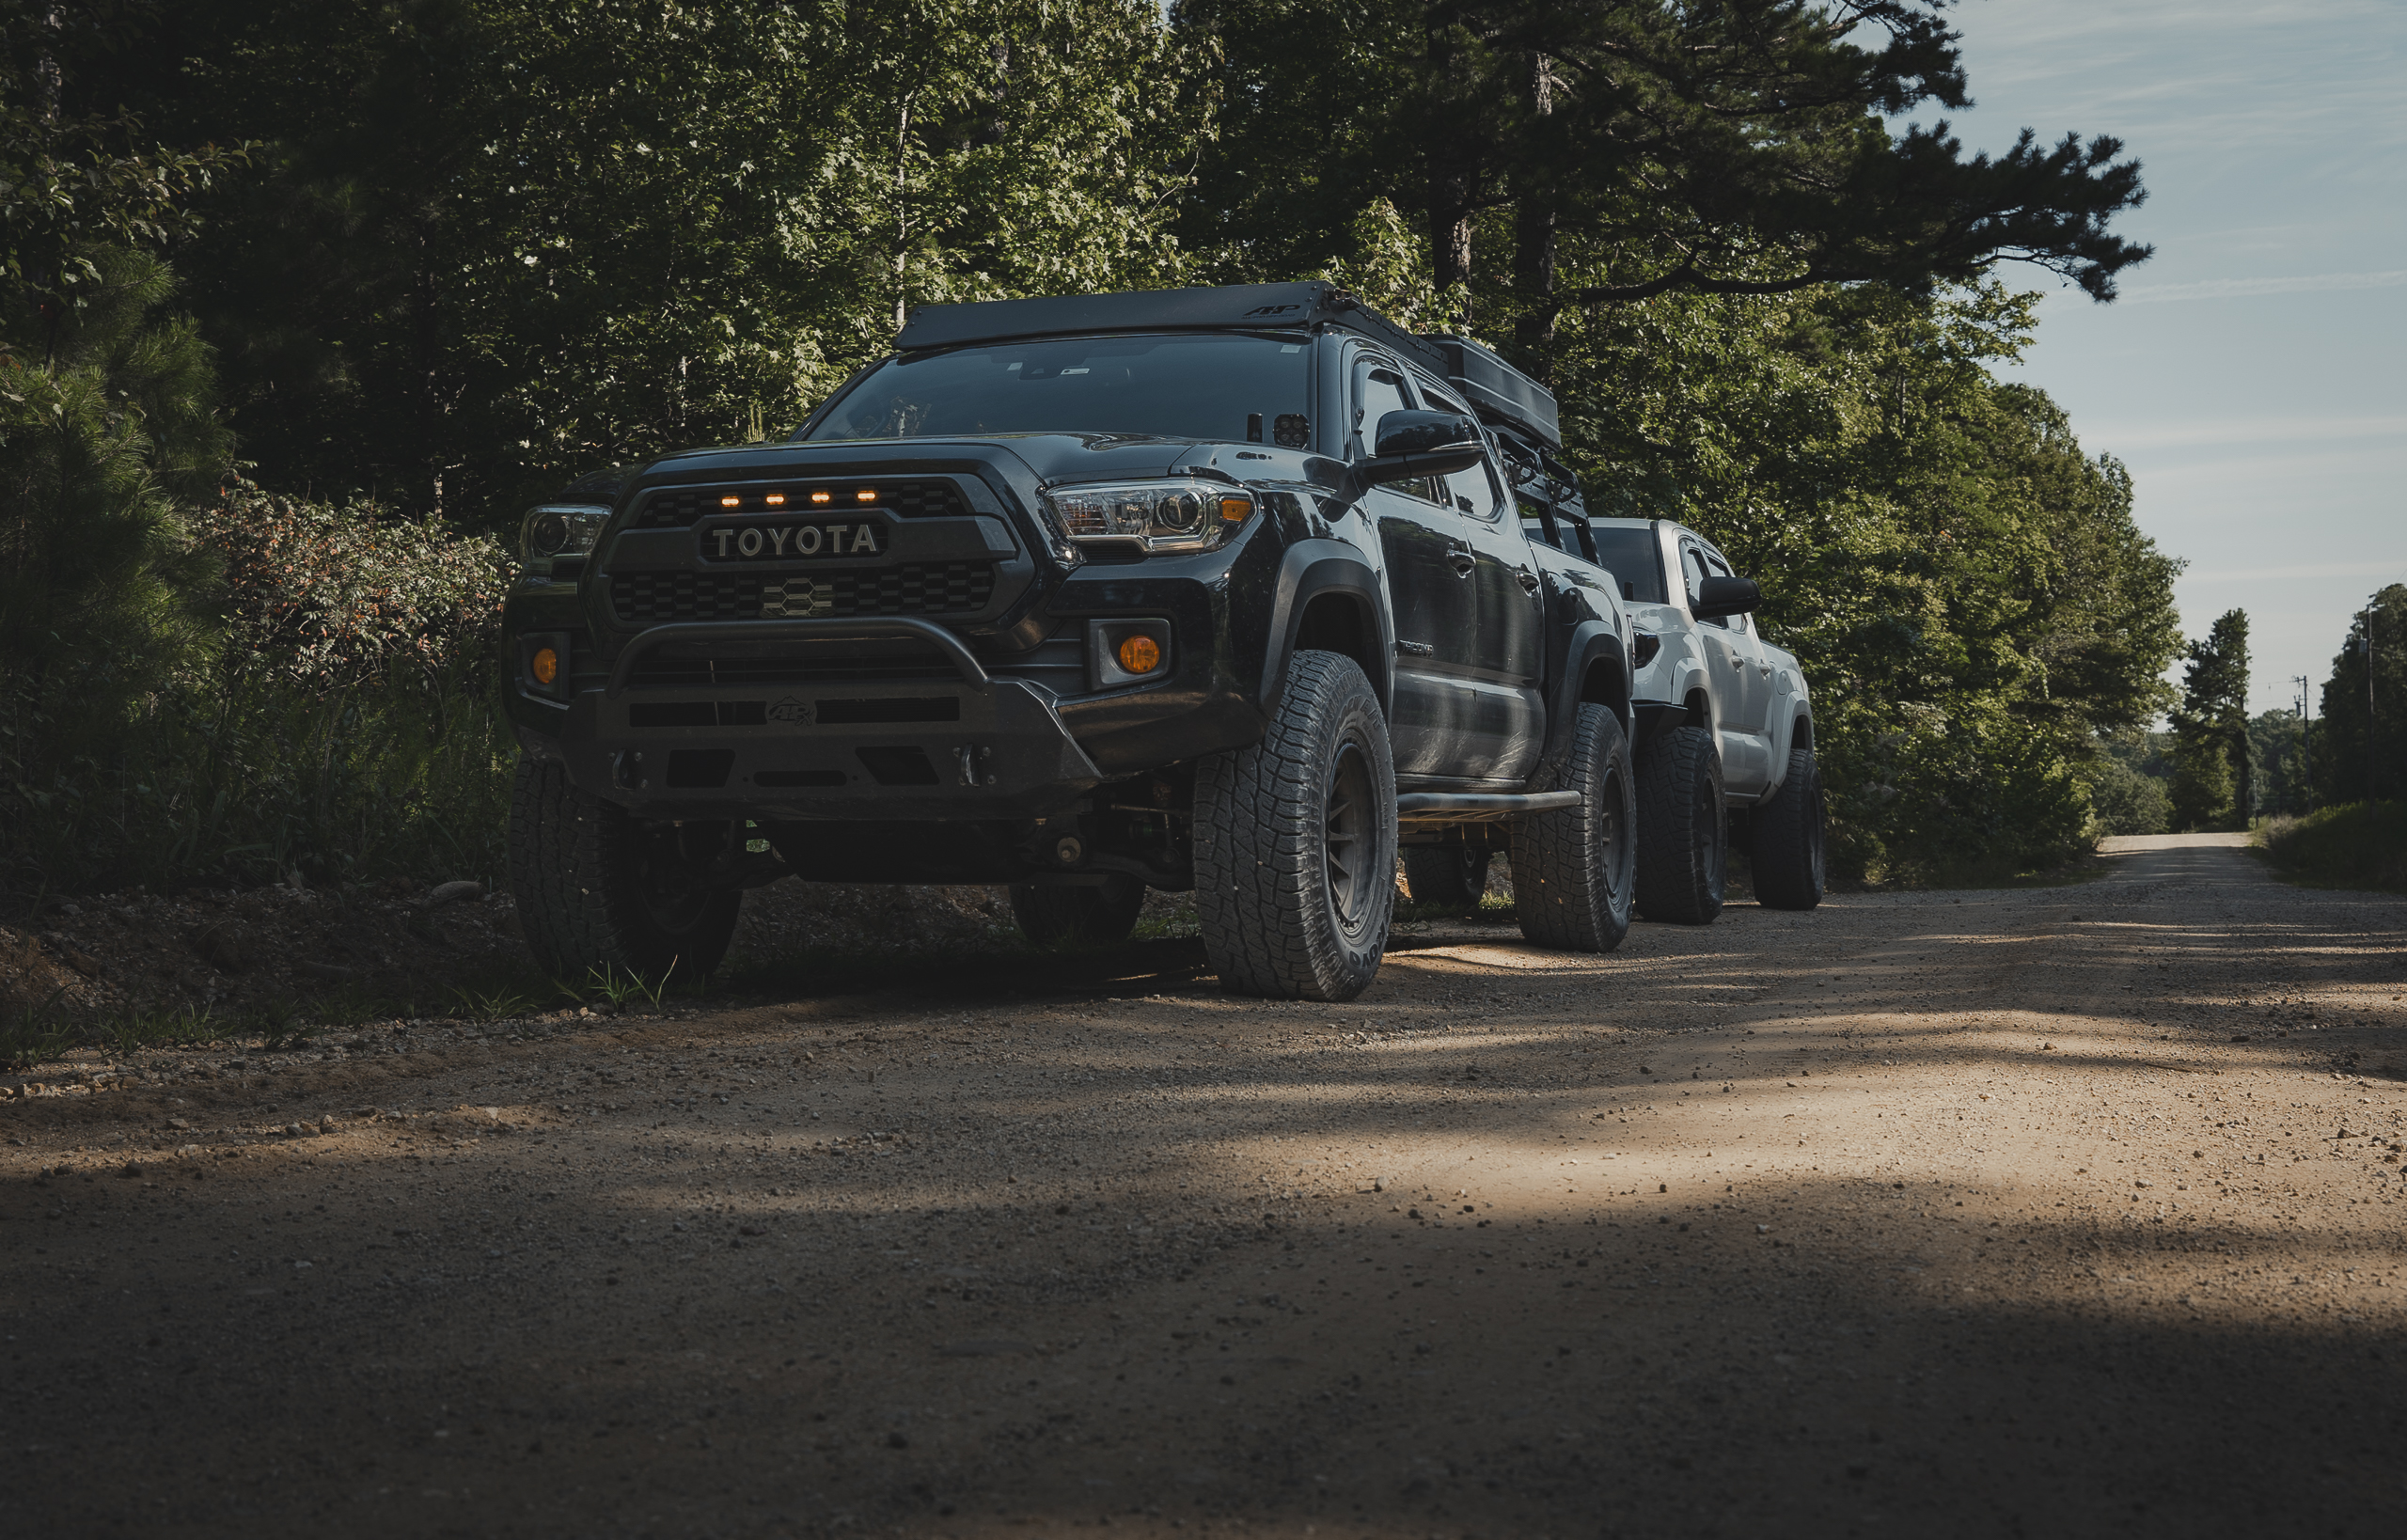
(1422, 334, 1562, 448)
(896, 280, 1437, 362)
(895, 282, 1565, 449)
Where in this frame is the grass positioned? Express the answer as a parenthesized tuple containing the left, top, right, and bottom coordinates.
(2258, 802, 2407, 893)
(1856, 849, 2115, 891)
(0, 988, 78, 1070)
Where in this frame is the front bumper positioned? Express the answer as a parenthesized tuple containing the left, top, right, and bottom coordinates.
(520, 668, 1105, 824)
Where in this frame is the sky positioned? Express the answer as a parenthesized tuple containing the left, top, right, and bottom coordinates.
(1928, 0, 2406, 717)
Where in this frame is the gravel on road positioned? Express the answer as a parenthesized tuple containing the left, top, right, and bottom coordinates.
(4, 837, 2402, 1538)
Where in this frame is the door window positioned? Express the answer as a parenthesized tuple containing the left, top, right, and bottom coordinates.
(1352, 358, 1443, 504)
(1418, 384, 1505, 520)
(1703, 549, 1745, 632)
(1680, 543, 1726, 628)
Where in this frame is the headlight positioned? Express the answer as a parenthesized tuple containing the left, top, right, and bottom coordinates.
(1044, 479, 1254, 555)
(520, 504, 611, 567)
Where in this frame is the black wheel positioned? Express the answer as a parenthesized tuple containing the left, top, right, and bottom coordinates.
(1402, 847, 1492, 910)
(508, 758, 742, 982)
(1194, 650, 1396, 1000)
(1750, 744, 1826, 910)
(1512, 703, 1637, 951)
(1634, 723, 1726, 924)
(1009, 873, 1147, 945)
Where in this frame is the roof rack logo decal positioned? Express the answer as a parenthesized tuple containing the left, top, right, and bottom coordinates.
(1243, 304, 1303, 317)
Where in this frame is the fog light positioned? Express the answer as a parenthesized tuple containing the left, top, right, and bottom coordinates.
(530, 646, 559, 686)
(1116, 635, 1162, 675)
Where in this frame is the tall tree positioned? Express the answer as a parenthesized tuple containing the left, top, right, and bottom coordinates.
(2171, 609, 2251, 830)
(2314, 586, 2407, 806)
(117, 0, 1211, 521)
(1176, 0, 2150, 363)
(1530, 277, 2181, 877)
(1, 1, 238, 795)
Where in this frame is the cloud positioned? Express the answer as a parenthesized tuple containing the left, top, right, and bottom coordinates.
(2115, 270, 2407, 304)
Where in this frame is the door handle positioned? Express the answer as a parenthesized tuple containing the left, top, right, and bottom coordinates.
(1447, 551, 1476, 578)
(1515, 566, 1541, 593)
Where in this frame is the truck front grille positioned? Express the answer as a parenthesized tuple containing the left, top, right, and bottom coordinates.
(637, 479, 971, 528)
(608, 562, 996, 625)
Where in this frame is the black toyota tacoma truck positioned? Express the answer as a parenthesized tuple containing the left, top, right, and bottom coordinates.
(500, 281, 1641, 1001)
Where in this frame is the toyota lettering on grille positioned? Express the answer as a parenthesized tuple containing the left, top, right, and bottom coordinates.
(706, 521, 885, 559)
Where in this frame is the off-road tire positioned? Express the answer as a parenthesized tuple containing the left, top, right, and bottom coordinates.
(1401, 847, 1492, 911)
(1194, 651, 1396, 1000)
(1634, 724, 1726, 925)
(1511, 703, 1637, 951)
(1749, 744, 1826, 910)
(508, 758, 742, 982)
(1009, 874, 1147, 946)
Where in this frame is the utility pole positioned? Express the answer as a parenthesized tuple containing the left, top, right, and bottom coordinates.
(2294, 675, 2313, 812)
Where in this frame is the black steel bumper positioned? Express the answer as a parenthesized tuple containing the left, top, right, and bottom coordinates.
(520, 619, 1107, 822)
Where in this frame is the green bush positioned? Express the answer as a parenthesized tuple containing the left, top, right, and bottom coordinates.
(2259, 803, 2407, 893)
(2087, 754, 2171, 837)
(5, 476, 514, 895)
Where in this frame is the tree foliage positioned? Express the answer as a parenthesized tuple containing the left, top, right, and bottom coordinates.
(2314, 585, 2407, 808)
(1176, 0, 2150, 361)
(3, 0, 2189, 893)
(2170, 608, 2249, 831)
(1547, 280, 2182, 876)
(119, 0, 1211, 520)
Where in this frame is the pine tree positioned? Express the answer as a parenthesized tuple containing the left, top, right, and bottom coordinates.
(2171, 610, 2251, 829)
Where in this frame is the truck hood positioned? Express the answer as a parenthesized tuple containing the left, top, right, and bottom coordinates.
(638, 432, 1326, 491)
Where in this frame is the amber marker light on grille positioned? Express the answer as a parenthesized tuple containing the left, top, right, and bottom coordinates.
(1116, 636, 1163, 675)
(1219, 496, 1251, 523)
(810, 490, 832, 505)
(719, 495, 741, 508)
(763, 493, 786, 507)
(530, 647, 559, 686)
(855, 488, 876, 502)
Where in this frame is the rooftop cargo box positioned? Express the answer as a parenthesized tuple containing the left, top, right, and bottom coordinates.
(1425, 334, 1562, 449)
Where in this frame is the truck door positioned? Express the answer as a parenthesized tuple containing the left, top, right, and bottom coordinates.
(1354, 356, 1479, 777)
(1422, 381, 1546, 783)
(1681, 538, 1770, 792)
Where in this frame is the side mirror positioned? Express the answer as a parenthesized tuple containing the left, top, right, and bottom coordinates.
(1358, 409, 1484, 484)
(1691, 574, 1759, 620)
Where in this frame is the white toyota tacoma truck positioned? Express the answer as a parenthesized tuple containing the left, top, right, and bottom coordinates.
(1585, 517, 1825, 920)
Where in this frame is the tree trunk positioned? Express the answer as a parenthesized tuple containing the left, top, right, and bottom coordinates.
(1424, 13, 1475, 322)
(1510, 51, 1559, 371)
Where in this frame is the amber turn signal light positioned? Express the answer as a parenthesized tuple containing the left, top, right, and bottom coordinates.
(1219, 496, 1251, 523)
(529, 647, 559, 686)
(1115, 636, 1162, 675)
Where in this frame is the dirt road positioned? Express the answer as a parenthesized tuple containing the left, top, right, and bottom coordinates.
(7, 837, 2403, 1538)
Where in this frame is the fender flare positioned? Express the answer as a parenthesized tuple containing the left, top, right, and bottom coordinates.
(1534, 621, 1630, 773)
(1763, 702, 1815, 795)
(1259, 540, 1393, 719)
(1632, 663, 1714, 748)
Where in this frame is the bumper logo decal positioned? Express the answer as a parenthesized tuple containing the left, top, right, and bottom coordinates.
(766, 697, 810, 725)
(762, 579, 836, 619)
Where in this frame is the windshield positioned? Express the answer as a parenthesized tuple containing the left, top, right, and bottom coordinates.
(804, 332, 1310, 444)
(1590, 526, 1669, 604)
